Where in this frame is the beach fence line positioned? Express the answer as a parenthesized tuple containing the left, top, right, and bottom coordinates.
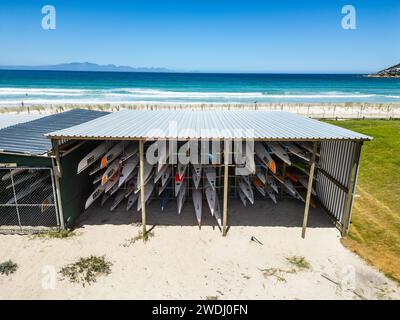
(2, 102, 400, 119)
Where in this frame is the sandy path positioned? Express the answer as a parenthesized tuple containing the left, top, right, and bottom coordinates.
(0, 200, 398, 300)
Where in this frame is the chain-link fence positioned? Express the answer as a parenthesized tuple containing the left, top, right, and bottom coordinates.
(0, 167, 60, 234)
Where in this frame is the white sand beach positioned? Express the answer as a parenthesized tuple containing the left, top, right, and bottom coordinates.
(0, 200, 398, 300)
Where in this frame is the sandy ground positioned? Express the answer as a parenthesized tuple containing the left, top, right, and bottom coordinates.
(0, 199, 399, 300)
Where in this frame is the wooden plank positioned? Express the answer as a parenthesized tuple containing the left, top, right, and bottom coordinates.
(222, 140, 230, 236)
(301, 142, 318, 238)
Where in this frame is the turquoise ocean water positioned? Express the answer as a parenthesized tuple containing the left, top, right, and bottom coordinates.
(0, 70, 399, 105)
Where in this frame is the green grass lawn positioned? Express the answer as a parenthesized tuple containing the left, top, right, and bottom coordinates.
(326, 119, 400, 282)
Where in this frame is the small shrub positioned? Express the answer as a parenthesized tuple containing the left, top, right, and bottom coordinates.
(59, 255, 112, 286)
(34, 229, 76, 239)
(123, 230, 154, 247)
(0, 260, 18, 276)
(286, 256, 311, 270)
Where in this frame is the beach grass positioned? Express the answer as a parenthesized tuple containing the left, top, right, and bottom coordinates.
(326, 119, 400, 282)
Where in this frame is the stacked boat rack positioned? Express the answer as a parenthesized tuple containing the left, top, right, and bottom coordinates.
(79, 140, 319, 229)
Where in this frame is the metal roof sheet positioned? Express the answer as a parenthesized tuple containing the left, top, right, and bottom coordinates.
(0, 109, 109, 156)
(46, 110, 372, 141)
(0, 114, 46, 130)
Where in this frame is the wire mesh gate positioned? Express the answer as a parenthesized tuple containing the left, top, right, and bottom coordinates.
(0, 167, 60, 234)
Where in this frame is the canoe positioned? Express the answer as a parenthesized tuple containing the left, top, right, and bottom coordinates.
(267, 177, 279, 194)
(192, 164, 202, 177)
(255, 142, 276, 174)
(101, 192, 110, 206)
(89, 161, 102, 176)
(120, 142, 138, 162)
(154, 164, 168, 184)
(77, 142, 108, 174)
(110, 189, 125, 211)
(161, 188, 171, 211)
(267, 142, 291, 165)
(214, 198, 222, 228)
(192, 189, 202, 226)
(285, 142, 310, 162)
(105, 171, 121, 193)
(135, 161, 154, 192)
(137, 181, 155, 211)
(298, 176, 317, 196)
(7, 175, 49, 204)
(177, 179, 187, 214)
(100, 142, 124, 169)
(239, 178, 254, 204)
(118, 157, 138, 187)
(161, 166, 172, 187)
(126, 192, 139, 210)
(266, 187, 277, 204)
(238, 188, 247, 207)
(101, 158, 121, 185)
(158, 143, 169, 172)
(284, 179, 305, 202)
(252, 176, 266, 197)
(158, 177, 170, 195)
(6, 171, 39, 189)
(205, 167, 216, 191)
(205, 181, 216, 216)
(175, 163, 187, 196)
(192, 166, 201, 189)
(85, 184, 105, 210)
(255, 166, 267, 184)
(1, 168, 27, 181)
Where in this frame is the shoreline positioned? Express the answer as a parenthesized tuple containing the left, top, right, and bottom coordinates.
(1, 102, 400, 119)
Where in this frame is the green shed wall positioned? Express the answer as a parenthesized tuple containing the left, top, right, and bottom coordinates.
(0, 153, 52, 168)
(59, 141, 101, 227)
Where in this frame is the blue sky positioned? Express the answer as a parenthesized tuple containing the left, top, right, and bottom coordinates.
(0, 0, 399, 73)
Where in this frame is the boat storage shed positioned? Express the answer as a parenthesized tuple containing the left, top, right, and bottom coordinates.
(0, 109, 108, 233)
(46, 110, 372, 238)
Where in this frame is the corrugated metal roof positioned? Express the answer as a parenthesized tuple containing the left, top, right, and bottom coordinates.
(46, 110, 372, 141)
(0, 114, 46, 130)
(0, 109, 109, 156)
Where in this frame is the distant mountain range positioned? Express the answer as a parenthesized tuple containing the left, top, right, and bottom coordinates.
(0, 62, 171, 73)
(369, 63, 400, 78)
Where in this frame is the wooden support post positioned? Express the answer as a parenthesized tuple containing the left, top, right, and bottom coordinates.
(222, 139, 230, 236)
(341, 142, 362, 237)
(139, 140, 147, 235)
(51, 140, 65, 230)
(301, 142, 318, 239)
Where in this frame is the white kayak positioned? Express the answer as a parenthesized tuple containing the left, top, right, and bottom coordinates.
(255, 166, 267, 185)
(105, 171, 121, 193)
(7, 174, 49, 204)
(100, 142, 124, 169)
(136, 161, 154, 192)
(89, 161, 102, 176)
(154, 164, 168, 184)
(284, 179, 305, 202)
(120, 142, 139, 162)
(255, 142, 276, 174)
(101, 192, 110, 206)
(252, 176, 266, 197)
(205, 181, 216, 216)
(77, 142, 108, 174)
(267, 177, 279, 194)
(137, 181, 155, 211)
(214, 198, 222, 228)
(205, 167, 216, 191)
(118, 156, 138, 187)
(298, 176, 316, 196)
(192, 164, 202, 177)
(110, 189, 125, 211)
(266, 187, 277, 204)
(239, 178, 254, 204)
(285, 142, 310, 162)
(192, 189, 202, 226)
(85, 184, 105, 210)
(92, 170, 105, 185)
(177, 179, 187, 214)
(175, 163, 187, 196)
(267, 142, 291, 165)
(158, 177, 170, 195)
(158, 143, 169, 172)
(101, 158, 121, 185)
(192, 166, 201, 189)
(238, 188, 247, 207)
(1, 168, 27, 181)
(161, 166, 172, 187)
(126, 192, 139, 210)
(6, 171, 39, 189)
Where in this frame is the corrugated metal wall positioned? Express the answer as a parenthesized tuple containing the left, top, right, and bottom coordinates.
(316, 141, 361, 230)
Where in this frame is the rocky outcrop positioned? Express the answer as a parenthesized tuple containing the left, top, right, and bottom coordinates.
(369, 63, 400, 78)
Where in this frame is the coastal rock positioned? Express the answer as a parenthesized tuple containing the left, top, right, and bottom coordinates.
(368, 63, 400, 78)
